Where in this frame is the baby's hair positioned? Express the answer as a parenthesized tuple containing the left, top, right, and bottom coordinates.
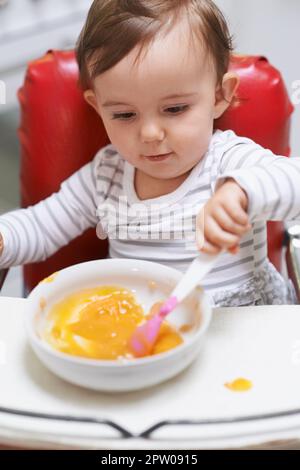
(76, 0, 235, 93)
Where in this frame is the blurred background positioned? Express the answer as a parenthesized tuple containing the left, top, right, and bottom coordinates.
(0, 0, 299, 296)
(0, 0, 92, 296)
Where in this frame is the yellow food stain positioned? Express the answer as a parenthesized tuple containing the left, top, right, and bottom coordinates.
(148, 280, 157, 291)
(39, 297, 46, 310)
(42, 286, 183, 361)
(40, 272, 58, 284)
(224, 378, 253, 392)
(147, 301, 163, 318)
(179, 323, 194, 334)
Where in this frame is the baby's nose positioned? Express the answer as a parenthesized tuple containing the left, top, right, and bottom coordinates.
(140, 122, 165, 143)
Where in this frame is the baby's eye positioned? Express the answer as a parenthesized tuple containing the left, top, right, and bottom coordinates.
(111, 112, 136, 120)
(165, 105, 189, 114)
(111, 105, 189, 121)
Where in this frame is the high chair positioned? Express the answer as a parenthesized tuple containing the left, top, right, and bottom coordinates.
(0, 50, 299, 301)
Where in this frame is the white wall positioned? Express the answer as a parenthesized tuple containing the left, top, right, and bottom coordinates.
(215, 0, 300, 156)
(0, 0, 91, 109)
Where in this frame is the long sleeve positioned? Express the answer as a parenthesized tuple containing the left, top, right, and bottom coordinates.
(215, 141, 300, 223)
(0, 160, 99, 269)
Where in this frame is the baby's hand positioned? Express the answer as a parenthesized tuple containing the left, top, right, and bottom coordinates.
(0, 232, 3, 257)
(196, 178, 252, 255)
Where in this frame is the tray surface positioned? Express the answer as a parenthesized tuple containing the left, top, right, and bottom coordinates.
(1, 297, 300, 449)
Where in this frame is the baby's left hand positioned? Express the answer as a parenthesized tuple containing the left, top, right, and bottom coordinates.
(196, 178, 252, 255)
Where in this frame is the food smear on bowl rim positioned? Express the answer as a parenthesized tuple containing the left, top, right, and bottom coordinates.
(39, 272, 59, 284)
(39, 297, 47, 310)
(41, 285, 183, 360)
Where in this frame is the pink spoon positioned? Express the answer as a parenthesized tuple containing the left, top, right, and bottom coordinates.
(128, 251, 222, 358)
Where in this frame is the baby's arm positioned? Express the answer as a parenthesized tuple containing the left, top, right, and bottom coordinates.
(197, 141, 300, 254)
(0, 160, 98, 269)
(215, 142, 300, 223)
(0, 232, 3, 257)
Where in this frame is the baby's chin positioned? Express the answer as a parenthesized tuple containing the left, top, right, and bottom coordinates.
(141, 162, 194, 181)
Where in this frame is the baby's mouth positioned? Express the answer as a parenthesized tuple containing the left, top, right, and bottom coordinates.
(143, 152, 173, 162)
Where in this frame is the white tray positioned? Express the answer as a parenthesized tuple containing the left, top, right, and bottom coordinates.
(1, 297, 300, 450)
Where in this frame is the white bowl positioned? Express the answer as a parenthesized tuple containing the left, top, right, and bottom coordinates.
(24, 258, 212, 392)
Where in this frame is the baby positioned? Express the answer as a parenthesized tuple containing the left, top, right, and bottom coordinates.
(1, 0, 300, 307)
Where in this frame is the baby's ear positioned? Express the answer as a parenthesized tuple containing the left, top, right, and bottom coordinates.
(213, 72, 240, 119)
(84, 89, 99, 113)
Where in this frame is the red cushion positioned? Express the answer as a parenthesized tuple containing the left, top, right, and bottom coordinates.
(17, 51, 294, 293)
(216, 55, 294, 275)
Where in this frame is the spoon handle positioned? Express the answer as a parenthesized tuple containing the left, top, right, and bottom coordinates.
(170, 251, 222, 304)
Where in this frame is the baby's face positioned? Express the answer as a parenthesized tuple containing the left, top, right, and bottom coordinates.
(85, 18, 237, 180)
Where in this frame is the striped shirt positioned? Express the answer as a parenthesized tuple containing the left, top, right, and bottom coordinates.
(1, 129, 300, 305)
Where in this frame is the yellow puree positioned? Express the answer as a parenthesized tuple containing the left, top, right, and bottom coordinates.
(42, 285, 183, 360)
